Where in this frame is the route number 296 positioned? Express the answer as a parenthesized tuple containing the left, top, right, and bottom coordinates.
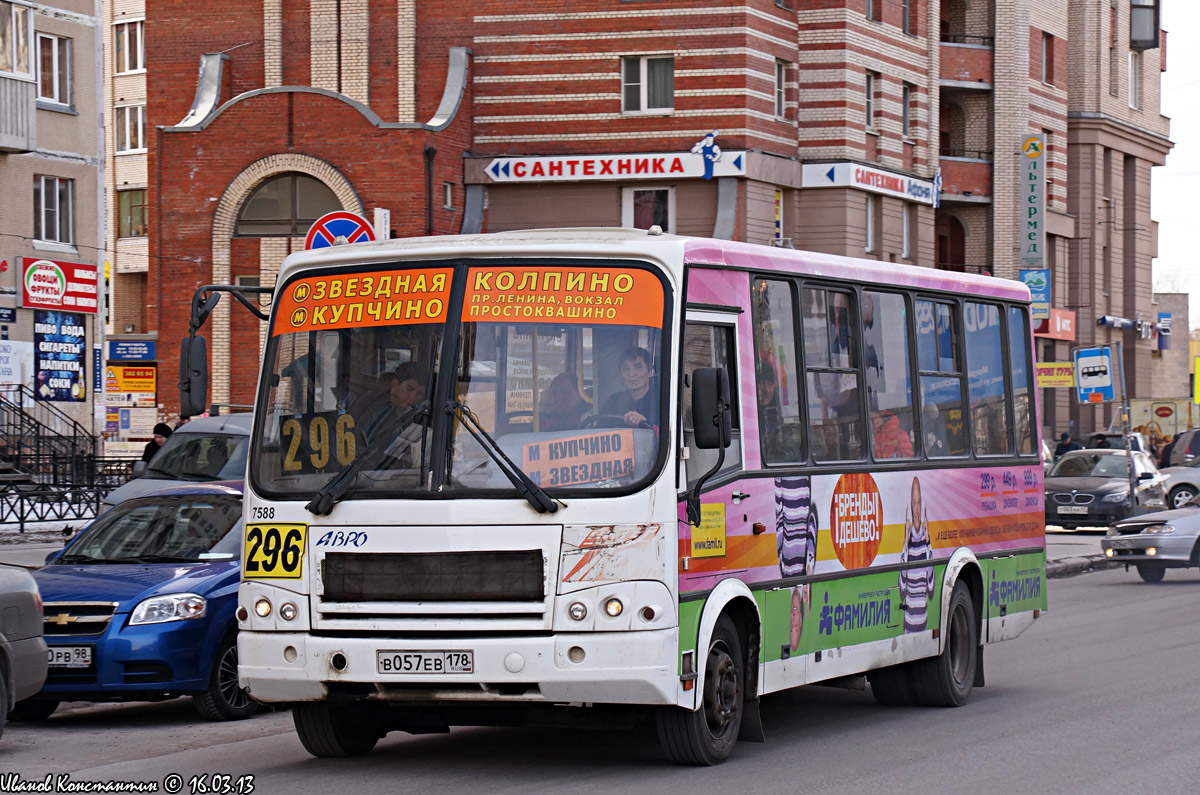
(244, 524, 308, 579)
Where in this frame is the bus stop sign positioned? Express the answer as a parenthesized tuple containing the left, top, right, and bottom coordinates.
(1073, 346, 1115, 404)
(305, 211, 376, 250)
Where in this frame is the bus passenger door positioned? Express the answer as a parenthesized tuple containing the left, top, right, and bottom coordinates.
(680, 315, 750, 578)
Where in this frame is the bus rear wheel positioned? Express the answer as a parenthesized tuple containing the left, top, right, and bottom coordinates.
(909, 581, 978, 707)
(293, 702, 381, 757)
(656, 614, 744, 765)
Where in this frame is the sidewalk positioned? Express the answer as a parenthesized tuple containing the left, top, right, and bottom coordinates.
(1045, 527, 1117, 578)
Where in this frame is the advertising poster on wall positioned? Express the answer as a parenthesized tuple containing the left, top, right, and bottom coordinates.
(0, 340, 34, 391)
(34, 309, 87, 401)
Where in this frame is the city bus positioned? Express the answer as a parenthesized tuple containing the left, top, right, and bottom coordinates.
(223, 227, 1046, 765)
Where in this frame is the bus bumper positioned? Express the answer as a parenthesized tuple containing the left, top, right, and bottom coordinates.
(238, 628, 680, 706)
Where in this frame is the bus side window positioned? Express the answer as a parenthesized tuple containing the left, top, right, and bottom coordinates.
(865, 290, 916, 460)
(802, 288, 864, 462)
(965, 301, 1009, 456)
(916, 299, 967, 457)
(751, 277, 803, 463)
(682, 322, 742, 486)
(1007, 306, 1036, 455)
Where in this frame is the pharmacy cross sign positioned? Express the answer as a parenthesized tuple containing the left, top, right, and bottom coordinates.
(305, 211, 376, 250)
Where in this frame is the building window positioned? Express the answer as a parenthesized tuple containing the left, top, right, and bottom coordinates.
(622, 186, 674, 232)
(1109, 4, 1120, 97)
(1041, 32, 1054, 85)
(34, 175, 74, 245)
(622, 56, 673, 112)
(36, 33, 70, 104)
(443, 181, 454, 210)
(865, 71, 879, 128)
(865, 194, 877, 253)
(236, 173, 342, 237)
(902, 83, 914, 137)
(113, 20, 143, 74)
(902, 0, 913, 34)
(117, 189, 147, 238)
(865, 0, 881, 23)
(902, 204, 914, 259)
(775, 60, 787, 119)
(1128, 51, 1141, 109)
(0, 0, 32, 77)
(1130, 0, 1160, 51)
(114, 104, 145, 152)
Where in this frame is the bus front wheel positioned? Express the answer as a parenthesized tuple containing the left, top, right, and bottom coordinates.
(656, 614, 744, 765)
(293, 702, 381, 757)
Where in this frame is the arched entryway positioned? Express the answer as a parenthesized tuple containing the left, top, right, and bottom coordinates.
(208, 155, 362, 408)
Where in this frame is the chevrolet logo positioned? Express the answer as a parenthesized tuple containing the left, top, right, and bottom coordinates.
(48, 614, 78, 626)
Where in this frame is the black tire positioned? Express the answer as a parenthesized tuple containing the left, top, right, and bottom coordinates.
(0, 674, 7, 741)
(8, 698, 58, 722)
(909, 581, 978, 707)
(868, 663, 916, 706)
(656, 614, 744, 765)
(1137, 564, 1166, 583)
(293, 702, 381, 757)
(1168, 486, 1197, 509)
(193, 635, 259, 721)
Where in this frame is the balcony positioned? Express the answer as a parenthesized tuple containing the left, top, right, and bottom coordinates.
(938, 153, 992, 202)
(939, 38, 993, 89)
(0, 75, 37, 153)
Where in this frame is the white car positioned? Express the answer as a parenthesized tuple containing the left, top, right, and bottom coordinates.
(1159, 457, 1200, 509)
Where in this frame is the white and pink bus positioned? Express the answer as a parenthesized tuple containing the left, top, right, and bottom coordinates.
(228, 228, 1045, 764)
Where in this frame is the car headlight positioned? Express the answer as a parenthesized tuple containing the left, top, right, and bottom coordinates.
(130, 593, 207, 625)
(1141, 524, 1176, 535)
(1101, 491, 1130, 503)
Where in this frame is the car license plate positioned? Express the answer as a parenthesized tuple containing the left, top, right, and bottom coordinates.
(48, 646, 92, 668)
(1057, 506, 1088, 515)
(1110, 539, 1133, 549)
(376, 650, 474, 674)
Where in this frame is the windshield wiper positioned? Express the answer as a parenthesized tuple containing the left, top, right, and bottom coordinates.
(448, 401, 559, 514)
(306, 400, 430, 516)
(58, 553, 104, 564)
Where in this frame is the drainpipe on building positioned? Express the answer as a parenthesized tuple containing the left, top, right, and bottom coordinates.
(425, 146, 437, 237)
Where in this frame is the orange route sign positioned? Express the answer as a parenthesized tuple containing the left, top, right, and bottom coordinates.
(273, 268, 452, 336)
(463, 266, 663, 328)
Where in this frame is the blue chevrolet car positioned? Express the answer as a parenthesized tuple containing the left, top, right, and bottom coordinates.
(10, 482, 256, 723)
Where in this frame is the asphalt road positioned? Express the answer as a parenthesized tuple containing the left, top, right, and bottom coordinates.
(3, 567, 1198, 794)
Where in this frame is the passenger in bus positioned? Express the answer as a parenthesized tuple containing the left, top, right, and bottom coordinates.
(871, 410, 913, 458)
(602, 346, 658, 428)
(364, 362, 427, 467)
(538, 373, 590, 432)
(757, 360, 783, 437)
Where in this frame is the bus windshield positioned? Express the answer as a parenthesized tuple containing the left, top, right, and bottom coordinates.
(251, 262, 668, 500)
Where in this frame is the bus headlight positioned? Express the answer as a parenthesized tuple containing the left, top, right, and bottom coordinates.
(604, 598, 624, 617)
(279, 602, 298, 621)
(568, 602, 587, 621)
(254, 598, 273, 618)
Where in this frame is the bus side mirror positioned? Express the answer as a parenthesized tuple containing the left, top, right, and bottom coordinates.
(179, 335, 209, 419)
(691, 367, 731, 450)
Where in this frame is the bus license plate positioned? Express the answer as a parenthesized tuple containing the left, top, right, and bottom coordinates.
(48, 646, 92, 668)
(1057, 506, 1088, 515)
(376, 650, 474, 674)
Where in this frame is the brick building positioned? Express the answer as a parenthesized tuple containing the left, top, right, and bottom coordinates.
(137, 0, 1169, 429)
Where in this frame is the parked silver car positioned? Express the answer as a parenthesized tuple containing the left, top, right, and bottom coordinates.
(1158, 457, 1200, 509)
(1102, 499, 1200, 582)
(1, 563, 49, 740)
(100, 413, 251, 511)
